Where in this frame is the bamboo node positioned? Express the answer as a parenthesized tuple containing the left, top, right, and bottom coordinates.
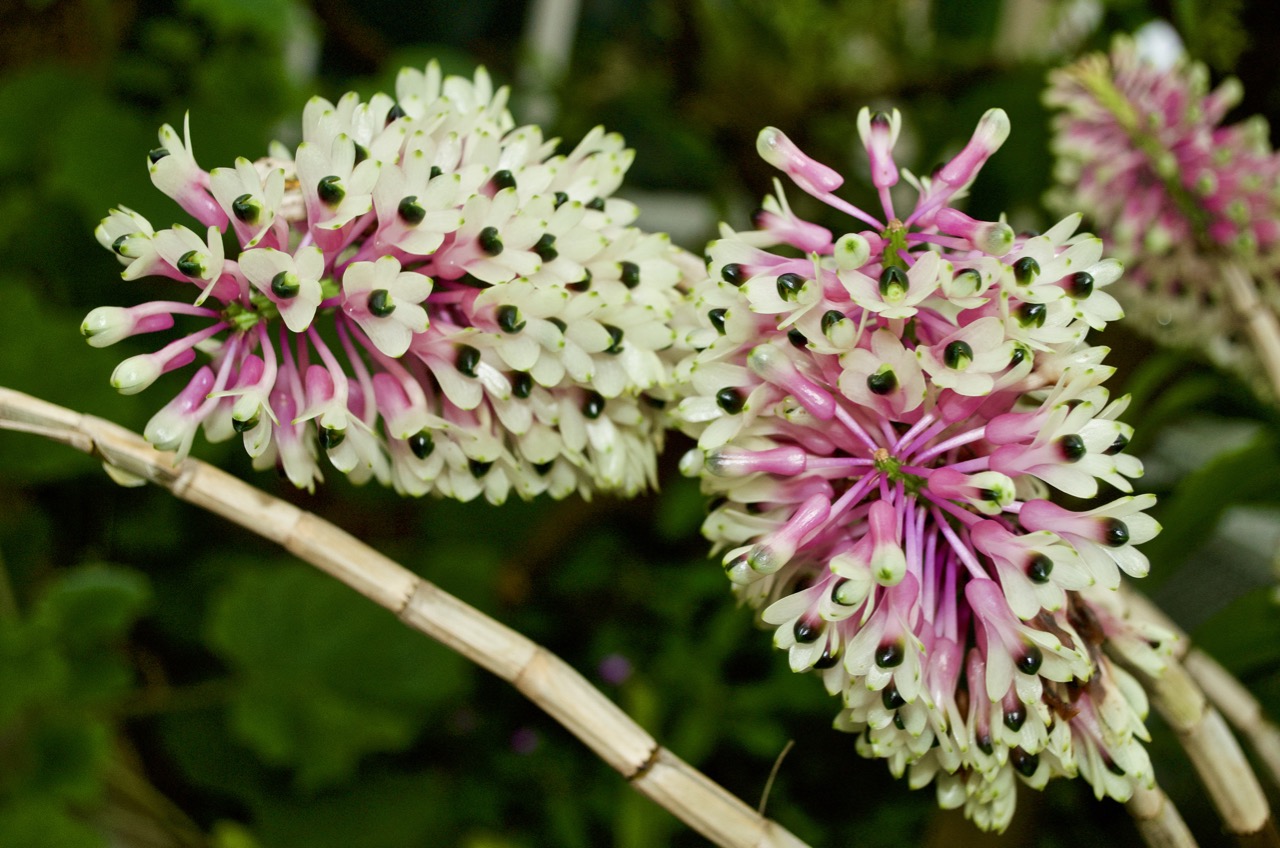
(628, 743, 663, 783)
(395, 573, 431, 618)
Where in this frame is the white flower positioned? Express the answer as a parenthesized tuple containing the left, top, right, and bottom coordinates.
(95, 206, 162, 280)
(341, 255, 432, 357)
(209, 157, 287, 249)
(839, 329, 928, 418)
(917, 316, 1018, 396)
(148, 113, 225, 227)
(238, 246, 325, 333)
(153, 223, 227, 304)
(841, 251, 941, 319)
(370, 135, 467, 256)
(296, 133, 381, 234)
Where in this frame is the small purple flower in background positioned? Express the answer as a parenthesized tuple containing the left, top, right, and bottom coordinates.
(86, 63, 691, 502)
(674, 108, 1163, 830)
(1045, 30, 1280, 399)
(597, 652, 633, 686)
(510, 726, 541, 755)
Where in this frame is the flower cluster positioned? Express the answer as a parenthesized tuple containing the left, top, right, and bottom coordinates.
(87, 63, 689, 502)
(674, 109, 1165, 829)
(1046, 35, 1280, 398)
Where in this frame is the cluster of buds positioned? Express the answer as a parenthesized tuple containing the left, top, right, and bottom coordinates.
(87, 63, 689, 501)
(1046, 35, 1280, 398)
(674, 108, 1166, 829)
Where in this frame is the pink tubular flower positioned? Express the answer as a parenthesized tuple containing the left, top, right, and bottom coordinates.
(1045, 32, 1280, 398)
(88, 62, 691, 501)
(674, 107, 1164, 831)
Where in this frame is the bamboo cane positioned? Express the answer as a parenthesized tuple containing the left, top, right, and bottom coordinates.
(1127, 783, 1199, 848)
(1122, 589, 1280, 791)
(1221, 260, 1280, 404)
(0, 386, 808, 848)
(1182, 649, 1280, 791)
(1117, 590, 1280, 845)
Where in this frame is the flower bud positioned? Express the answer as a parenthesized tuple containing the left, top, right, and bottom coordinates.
(756, 127, 844, 193)
(143, 367, 215, 456)
(834, 233, 871, 271)
(856, 108, 902, 189)
(81, 307, 133, 348)
(705, 445, 807, 477)
(748, 343, 835, 420)
(935, 207, 1014, 256)
(935, 108, 1010, 192)
(111, 354, 164, 395)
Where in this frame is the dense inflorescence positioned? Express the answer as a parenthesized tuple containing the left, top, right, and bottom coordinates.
(87, 63, 690, 501)
(1046, 35, 1280, 398)
(673, 108, 1166, 830)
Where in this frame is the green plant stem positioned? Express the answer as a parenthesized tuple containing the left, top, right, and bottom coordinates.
(0, 542, 19, 620)
(101, 750, 209, 848)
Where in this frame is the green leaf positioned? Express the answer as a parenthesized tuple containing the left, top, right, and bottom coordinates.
(1128, 372, 1225, 455)
(0, 278, 150, 483)
(1192, 586, 1280, 674)
(18, 717, 112, 803)
(0, 68, 92, 176)
(652, 474, 706, 541)
(0, 564, 144, 812)
(933, 0, 1001, 42)
(34, 564, 151, 652)
(182, 0, 298, 38)
(0, 617, 66, 727)
(47, 95, 154, 227)
(37, 564, 150, 703)
(0, 797, 104, 848)
(154, 706, 270, 803)
(207, 564, 471, 789)
(252, 771, 459, 848)
(1119, 349, 1190, 421)
(0, 563, 148, 724)
(1141, 430, 1280, 576)
(1172, 0, 1248, 70)
(211, 820, 263, 848)
(461, 835, 528, 848)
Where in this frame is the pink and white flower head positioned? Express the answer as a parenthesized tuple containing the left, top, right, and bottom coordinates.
(1045, 31, 1280, 398)
(674, 107, 1164, 831)
(87, 61, 691, 502)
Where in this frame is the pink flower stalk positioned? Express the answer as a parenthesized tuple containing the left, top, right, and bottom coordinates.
(1045, 34, 1280, 396)
(674, 109, 1164, 830)
(87, 62, 692, 502)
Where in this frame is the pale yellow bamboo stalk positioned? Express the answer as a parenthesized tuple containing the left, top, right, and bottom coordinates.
(0, 386, 807, 848)
(1146, 662, 1276, 843)
(1221, 259, 1280, 403)
(1123, 588, 1280, 791)
(1182, 649, 1280, 791)
(1116, 592, 1278, 844)
(1127, 783, 1199, 848)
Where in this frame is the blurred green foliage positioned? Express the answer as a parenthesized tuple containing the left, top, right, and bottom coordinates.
(0, 564, 149, 847)
(207, 564, 469, 790)
(1, 0, 1279, 846)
